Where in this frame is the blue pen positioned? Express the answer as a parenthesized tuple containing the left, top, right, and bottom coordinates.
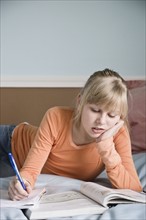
(8, 153, 26, 190)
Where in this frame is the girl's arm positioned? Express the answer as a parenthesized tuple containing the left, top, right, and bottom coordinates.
(96, 126, 142, 191)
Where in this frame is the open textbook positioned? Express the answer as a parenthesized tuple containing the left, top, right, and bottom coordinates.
(25, 182, 146, 219)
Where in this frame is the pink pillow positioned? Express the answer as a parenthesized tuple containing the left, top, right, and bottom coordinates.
(128, 84, 146, 153)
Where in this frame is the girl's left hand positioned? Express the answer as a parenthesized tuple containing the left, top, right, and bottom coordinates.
(96, 120, 124, 143)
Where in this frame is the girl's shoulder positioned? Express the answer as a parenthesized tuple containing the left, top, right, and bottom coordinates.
(45, 106, 74, 123)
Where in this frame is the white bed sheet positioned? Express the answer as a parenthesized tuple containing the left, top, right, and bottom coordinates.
(0, 153, 146, 220)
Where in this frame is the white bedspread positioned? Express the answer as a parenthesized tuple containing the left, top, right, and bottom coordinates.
(0, 153, 146, 220)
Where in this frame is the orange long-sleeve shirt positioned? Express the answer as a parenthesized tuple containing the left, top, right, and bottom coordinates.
(11, 107, 142, 191)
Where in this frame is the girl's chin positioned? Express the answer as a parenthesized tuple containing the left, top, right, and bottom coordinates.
(89, 133, 102, 139)
(94, 134, 102, 138)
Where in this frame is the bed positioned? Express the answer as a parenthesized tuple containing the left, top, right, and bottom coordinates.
(0, 80, 146, 220)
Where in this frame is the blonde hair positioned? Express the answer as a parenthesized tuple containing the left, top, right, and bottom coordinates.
(73, 68, 128, 127)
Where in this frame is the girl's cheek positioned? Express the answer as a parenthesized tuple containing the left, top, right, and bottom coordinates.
(110, 117, 120, 126)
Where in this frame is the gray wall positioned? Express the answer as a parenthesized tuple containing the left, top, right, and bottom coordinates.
(1, 0, 145, 87)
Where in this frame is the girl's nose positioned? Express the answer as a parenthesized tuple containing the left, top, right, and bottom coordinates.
(97, 113, 107, 125)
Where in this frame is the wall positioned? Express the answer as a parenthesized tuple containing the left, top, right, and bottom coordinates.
(1, 0, 145, 87)
(0, 88, 80, 125)
(1, 80, 145, 125)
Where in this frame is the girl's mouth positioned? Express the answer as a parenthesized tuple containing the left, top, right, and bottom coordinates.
(92, 127, 105, 134)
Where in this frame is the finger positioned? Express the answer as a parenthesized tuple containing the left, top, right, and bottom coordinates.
(8, 184, 21, 201)
(15, 180, 28, 193)
(116, 119, 124, 127)
(8, 186, 26, 201)
(22, 179, 32, 194)
(25, 184, 32, 194)
(9, 182, 28, 200)
(114, 120, 124, 132)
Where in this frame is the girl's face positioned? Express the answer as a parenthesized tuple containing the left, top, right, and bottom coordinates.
(80, 103, 121, 139)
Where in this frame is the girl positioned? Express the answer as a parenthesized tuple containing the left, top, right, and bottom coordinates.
(0, 68, 142, 200)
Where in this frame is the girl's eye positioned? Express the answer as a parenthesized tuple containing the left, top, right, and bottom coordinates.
(91, 108, 100, 113)
(108, 114, 117, 118)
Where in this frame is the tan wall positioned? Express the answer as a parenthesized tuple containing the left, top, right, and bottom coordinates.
(0, 88, 81, 126)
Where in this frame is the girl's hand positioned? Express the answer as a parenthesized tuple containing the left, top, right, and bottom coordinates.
(96, 120, 124, 143)
(8, 176, 32, 200)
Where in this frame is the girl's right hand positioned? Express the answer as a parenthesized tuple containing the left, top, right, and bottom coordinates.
(8, 176, 32, 200)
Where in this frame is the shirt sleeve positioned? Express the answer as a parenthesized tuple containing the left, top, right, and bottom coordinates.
(96, 126, 142, 192)
(20, 108, 59, 187)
